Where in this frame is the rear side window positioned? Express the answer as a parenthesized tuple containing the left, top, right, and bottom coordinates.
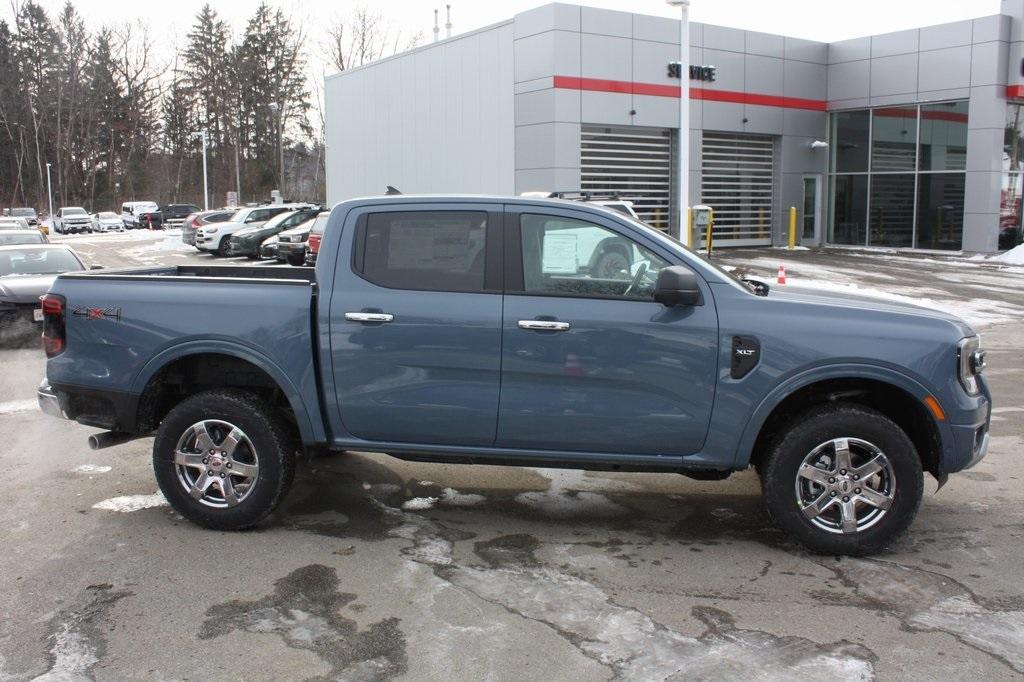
(355, 211, 487, 293)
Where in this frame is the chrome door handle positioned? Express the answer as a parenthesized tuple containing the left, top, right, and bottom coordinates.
(345, 312, 394, 323)
(518, 320, 570, 331)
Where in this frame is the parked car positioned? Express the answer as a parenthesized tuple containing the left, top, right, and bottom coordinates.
(182, 209, 236, 246)
(53, 207, 93, 234)
(92, 212, 126, 232)
(159, 203, 202, 229)
(0, 217, 32, 230)
(4, 207, 39, 226)
(196, 204, 313, 256)
(0, 228, 47, 245)
(121, 201, 159, 229)
(0, 244, 89, 345)
(278, 211, 328, 265)
(304, 211, 327, 266)
(37, 195, 991, 556)
(225, 207, 320, 258)
(998, 224, 1022, 251)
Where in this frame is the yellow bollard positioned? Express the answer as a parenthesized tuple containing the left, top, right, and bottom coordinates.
(705, 220, 714, 256)
(788, 206, 797, 249)
(687, 208, 694, 249)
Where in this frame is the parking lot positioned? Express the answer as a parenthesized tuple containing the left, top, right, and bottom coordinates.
(1, 231, 1023, 679)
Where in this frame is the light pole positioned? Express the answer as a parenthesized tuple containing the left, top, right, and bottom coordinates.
(667, 0, 691, 244)
(45, 162, 54, 222)
(191, 129, 209, 210)
(268, 102, 286, 198)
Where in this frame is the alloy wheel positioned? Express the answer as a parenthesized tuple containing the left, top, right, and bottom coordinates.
(174, 420, 259, 508)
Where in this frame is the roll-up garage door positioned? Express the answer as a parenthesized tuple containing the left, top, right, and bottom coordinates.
(580, 125, 671, 231)
(700, 132, 775, 246)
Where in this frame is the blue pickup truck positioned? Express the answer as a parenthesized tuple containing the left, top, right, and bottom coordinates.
(37, 195, 991, 554)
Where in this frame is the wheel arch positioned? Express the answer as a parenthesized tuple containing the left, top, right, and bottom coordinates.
(131, 341, 321, 445)
(739, 365, 948, 480)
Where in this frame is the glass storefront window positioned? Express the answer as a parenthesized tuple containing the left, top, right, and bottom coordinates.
(870, 173, 915, 247)
(1006, 104, 1024, 173)
(919, 101, 968, 171)
(916, 173, 965, 250)
(831, 110, 870, 173)
(830, 174, 868, 245)
(872, 108, 917, 171)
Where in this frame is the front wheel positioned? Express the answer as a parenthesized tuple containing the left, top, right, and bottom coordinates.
(153, 389, 296, 530)
(760, 403, 923, 555)
(287, 253, 305, 266)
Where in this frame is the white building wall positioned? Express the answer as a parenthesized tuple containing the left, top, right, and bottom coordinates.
(325, 21, 516, 204)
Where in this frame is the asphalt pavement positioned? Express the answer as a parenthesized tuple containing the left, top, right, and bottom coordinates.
(1, 231, 1022, 680)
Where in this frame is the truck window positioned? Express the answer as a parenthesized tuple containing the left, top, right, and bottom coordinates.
(519, 214, 668, 300)
(355, 211, 487, 293)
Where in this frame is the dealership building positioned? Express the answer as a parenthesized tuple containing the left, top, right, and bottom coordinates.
(325, 1, 1024, 252)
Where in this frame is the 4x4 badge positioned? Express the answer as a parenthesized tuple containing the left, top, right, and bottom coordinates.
(71, 306, 122, 322)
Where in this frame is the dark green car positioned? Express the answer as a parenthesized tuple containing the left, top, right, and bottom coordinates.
(226, 207, 320, 258)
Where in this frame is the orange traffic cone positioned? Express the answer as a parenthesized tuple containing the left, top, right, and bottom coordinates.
(776, 265, 787, 285)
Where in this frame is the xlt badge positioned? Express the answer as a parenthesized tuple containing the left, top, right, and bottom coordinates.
(731, 336, 760, 379)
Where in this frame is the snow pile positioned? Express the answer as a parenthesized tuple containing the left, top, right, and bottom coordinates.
(989, 244, 1024, 265)
(439, 487, 486, 507)
(401, 497, 437, 511)
(92, 492, 168, 512)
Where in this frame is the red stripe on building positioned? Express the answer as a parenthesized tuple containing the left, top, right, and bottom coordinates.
(1007, 84, 1024, 100)
(552, 75, 827, 111)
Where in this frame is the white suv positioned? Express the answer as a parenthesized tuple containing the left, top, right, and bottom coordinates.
(121, 201, 159, 229)
(195, 204, 315, 256)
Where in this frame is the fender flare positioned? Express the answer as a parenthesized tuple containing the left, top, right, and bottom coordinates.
(130, 339, 321, 444)
(732, 363, 951, 469)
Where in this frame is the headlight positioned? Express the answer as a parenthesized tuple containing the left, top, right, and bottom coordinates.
(958, 336, 985, 395)
(204, 227, 218, 233)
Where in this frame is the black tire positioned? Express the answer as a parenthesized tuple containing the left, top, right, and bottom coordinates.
(760, 402, 923, 556)
(213, 239, 227, 257)
(286, 253, 305, 266)
(153, 389, 296, 530)
(593, 249, 630, 278)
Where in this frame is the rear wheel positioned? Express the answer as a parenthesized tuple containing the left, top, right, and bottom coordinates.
(760, 403, 923, 555)
(153, 390, 296, 530)
(287, 253, 305, 266)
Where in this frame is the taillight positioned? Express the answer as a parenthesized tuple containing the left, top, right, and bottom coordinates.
(41, 293, 66, 357)
(308, 233, 321, 254)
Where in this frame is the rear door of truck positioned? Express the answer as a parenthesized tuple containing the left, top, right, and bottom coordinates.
(328, 203, 504, 446)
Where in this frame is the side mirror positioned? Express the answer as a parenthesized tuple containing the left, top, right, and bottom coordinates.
(653, 266, 702, 307)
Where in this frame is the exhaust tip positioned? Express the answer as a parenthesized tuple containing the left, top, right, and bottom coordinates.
(88, 434, 101, 450)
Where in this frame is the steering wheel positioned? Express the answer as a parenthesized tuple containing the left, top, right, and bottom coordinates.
(622, 262, 649, 298)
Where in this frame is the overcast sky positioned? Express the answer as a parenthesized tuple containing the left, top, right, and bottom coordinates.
(1, 0, 1006, 51)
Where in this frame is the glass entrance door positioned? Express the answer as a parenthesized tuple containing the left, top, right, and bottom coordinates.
(802, 176, 821, 245)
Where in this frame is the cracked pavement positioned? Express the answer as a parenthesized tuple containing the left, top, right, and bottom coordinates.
(0, 234, 1022, 680)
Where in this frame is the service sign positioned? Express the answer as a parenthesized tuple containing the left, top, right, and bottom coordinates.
(668, 62, 717, 82)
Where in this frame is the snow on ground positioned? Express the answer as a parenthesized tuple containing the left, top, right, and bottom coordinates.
(439, 487, 486, 507)
(730, 255, 1024, 328)
(92, 492, 168, 512)
(0, 399, 38, 415)
(72, 464, 112, 474)
(401, 497, 438, 511)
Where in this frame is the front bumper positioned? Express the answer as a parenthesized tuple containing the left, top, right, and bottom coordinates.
(226, 239, 259, 257)
(37, 378, 67, 419)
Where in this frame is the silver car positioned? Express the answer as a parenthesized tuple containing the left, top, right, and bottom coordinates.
(0, 244, 92, 346)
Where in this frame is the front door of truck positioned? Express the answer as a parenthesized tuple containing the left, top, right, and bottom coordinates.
(330, 205, 504, 446)
(497, 208, 719, 455)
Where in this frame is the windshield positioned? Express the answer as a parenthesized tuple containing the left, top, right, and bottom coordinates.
(264, 210, 298, 230)
(63, 207, 87, 216)
(0, 233, 44, 245)
(0, 248, 83, 276)
(310, 213, 329, 234)
(11, 208, 35, 217)
(618, 214, 752, 292)
(229, 208, 250, 223)
(98, 212, 119, 219)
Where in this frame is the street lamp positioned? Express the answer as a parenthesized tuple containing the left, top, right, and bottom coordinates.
(191, 130, 209, 210)
(45, 162, 54, 223)
(667, 0, 691, 244)
(268, 102, 286, 198)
